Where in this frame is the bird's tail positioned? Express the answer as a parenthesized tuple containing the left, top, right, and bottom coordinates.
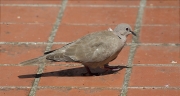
(19, 56, 46, 66)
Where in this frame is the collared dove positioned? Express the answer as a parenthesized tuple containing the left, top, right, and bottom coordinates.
(19, 23, 136, 75)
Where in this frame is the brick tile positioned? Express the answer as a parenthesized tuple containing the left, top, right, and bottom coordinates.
(0, 89, 30, 96)
(143, 8, 179, 25)
(1, 0, 61, 4)
(39, 66, 126, 87)
(54, 25, 134, 42)
(146, 0, 180, 6)
(128, 89, 180, 96)
(0, 44, 46, 64)
(68, 0, 140, 5)
(0, 66, 38, 86)
(1, 24, 52, 42)
(129, 66, 180, 87)
(55, 25, 109, 42)
(1, 6, 59, 23)
(139, 26, 180, 43)
(133, 46, 180, 64)
(36, 88, 120, 96)
(55, 25, 114, 42)
(51, 44, 64, 50)
(61, 7, 138, 24)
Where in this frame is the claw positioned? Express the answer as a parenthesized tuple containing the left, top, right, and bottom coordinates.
(103, 64, 131, 72)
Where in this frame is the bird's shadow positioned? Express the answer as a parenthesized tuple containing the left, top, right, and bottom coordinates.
(18, 66, 130, 78)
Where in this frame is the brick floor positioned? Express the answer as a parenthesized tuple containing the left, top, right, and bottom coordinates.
(36, 88, 120, 96)
(127, 89, 180, 96)
(0, 44, 46, 64)
(0, 89, 30, 96)
(1, 6, 59, 23)
(0, 0, 179, 96)
(0, 66, 38, 86)
(1, 24, 53, 42)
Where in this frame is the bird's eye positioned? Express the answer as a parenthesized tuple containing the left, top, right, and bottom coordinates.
(126, 27, 129, 31)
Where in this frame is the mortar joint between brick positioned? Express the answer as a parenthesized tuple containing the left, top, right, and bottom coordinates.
(128, 86, 180, 90)
(0, 86, 31, 89)
(120, 0, 146, 96)
(37, 86, 122, 90)
(0, 4, 61, 7)
(28, 0, 68, 96)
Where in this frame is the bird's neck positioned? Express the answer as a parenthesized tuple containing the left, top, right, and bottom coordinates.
(118, 35, 127, 42)
(112, 31, 127, 42)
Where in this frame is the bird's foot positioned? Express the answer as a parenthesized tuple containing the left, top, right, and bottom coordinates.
(104, 64, 132, 72)
(104, 65, 122, 71)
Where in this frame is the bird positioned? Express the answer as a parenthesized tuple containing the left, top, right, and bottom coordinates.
(19, 23, 136, 76)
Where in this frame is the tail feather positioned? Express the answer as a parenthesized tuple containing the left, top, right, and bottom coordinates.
(19, 56, 46, 66)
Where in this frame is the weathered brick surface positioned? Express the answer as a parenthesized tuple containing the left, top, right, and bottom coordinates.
(0, 0, 179, 96)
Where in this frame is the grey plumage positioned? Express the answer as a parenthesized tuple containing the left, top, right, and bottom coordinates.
(19, 23, 136, 75)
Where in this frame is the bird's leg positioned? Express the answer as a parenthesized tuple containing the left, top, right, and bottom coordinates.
(82, 66, 99, 76)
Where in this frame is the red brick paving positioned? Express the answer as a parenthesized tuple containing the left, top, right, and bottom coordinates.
(0, 0, 179, 96)
(133, 46, 180, 64)
(1, 0, 62, 4)
(127, 89, 180, 96)
(61, 7, 138, 25)
(1, 6, 59, 23)
(143, 8, 179, 25)
(139, 26, 179, 43)
(0, 66, 38, 86)
(36, 88, 120, 96)
(129, 66, 180, 87)
(0, 89, 30, 96)
(1, 24, 53, 42)
(68, 0, 140, 5)
(0, 44, 46, 64)
(146, 0, 179, 6)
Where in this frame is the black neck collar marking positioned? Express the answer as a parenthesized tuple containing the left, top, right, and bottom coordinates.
(118, 36, 121, 39)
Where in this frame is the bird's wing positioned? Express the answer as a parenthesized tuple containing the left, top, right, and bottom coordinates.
(46, 31, 122, 63)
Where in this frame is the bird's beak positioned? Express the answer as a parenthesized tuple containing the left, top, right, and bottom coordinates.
(130, 30, 136, 36)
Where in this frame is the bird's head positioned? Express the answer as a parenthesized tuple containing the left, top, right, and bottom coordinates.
(114, 23, 136, 37)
